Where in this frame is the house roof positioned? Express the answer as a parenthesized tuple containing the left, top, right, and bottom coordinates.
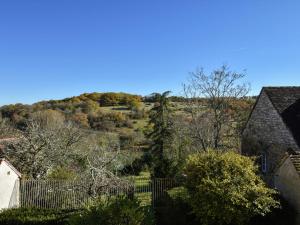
(264, 87, 300, 114)
(263, 87, 300, 148)
(274, 151, 300, 176)
(289, 153, 300, 175)
(0, 158, 21, 177)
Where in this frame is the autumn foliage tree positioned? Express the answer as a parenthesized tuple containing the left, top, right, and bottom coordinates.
(183, 65, 251, 150)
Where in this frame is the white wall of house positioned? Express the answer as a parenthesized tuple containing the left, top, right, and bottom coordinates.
(0, 160, 20, 210)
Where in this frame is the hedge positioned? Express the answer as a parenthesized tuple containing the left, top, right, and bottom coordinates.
(0, 208, 76, 225)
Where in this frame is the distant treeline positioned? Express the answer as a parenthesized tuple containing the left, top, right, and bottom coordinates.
(0, 92, 188, 122)
(144, 94, 257, 103)
(0, 92, 144, 129)
(1, 92, 139, 113)
(0, 91, 257, 131)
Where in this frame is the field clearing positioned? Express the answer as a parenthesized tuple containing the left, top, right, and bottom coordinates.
(100, 105, 132, 114)
(128, 171, 152, 206)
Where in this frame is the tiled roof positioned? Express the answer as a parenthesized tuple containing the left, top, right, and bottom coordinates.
(281, 99, 300, 148)
(264, 87, 300, 114)
(290, 153, 300, 174)
(263, 87, 300, 148)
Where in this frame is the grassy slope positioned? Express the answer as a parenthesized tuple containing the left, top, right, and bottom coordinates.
(130, 171, 152, 206)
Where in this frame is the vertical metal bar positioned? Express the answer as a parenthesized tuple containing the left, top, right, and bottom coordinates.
(54, 180, 57, 209)
(21, 180, 24, 207)
(29, 180, 32, 208)
(26, 180, 29, 208)
(41, 180, 44, 209)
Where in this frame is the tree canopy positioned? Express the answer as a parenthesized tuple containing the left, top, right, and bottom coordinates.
(179, 150, 279, 225)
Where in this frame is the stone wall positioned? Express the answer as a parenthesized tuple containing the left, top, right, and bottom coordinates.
(274, 156, 300, 224)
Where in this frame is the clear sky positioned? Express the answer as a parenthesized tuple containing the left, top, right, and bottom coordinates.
(1, 0, 300, 105)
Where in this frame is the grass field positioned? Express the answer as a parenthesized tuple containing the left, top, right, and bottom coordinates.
(129, 171, 152, 206)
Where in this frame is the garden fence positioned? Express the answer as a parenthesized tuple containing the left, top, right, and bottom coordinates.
(20, 180, 90, 209)
(19, 178, 178, 209)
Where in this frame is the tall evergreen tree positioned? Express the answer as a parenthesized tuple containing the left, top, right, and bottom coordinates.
(148, 91, 173, 178)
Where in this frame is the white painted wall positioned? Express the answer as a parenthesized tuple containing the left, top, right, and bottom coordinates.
(0, 161, 20, 210)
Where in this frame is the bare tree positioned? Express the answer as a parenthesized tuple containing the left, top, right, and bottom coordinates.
(79, 133, 132, 198)
(183, 65, 250, 150)
(3, 109, 131, 198)
(0, 117, 19, 139)
(4, 118, 84, 178)
(165, 115, 194, 161)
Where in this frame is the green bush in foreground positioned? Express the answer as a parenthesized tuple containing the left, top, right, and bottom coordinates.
(0, 197, 154, 225)
(0, 207, 74, 225)
(69, 196, 154, 225)
(154, 193, 197, 225)
(250, 195, 297, 225)
(171, 150, 280, 225)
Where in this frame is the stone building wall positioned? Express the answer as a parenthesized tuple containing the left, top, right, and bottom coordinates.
(274, 157, 300, 224)
(242, 90, 299, 182)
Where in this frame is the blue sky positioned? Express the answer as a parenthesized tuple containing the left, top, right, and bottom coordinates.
(1, 0, 300, 105)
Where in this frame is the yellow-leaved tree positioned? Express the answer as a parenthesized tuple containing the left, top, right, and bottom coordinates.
(171, 150, 279, 225)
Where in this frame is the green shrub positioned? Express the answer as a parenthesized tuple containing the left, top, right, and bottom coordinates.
(155, 191, 197, 225)
(130, 108, 147, 119)
(120, 157, 145, 175)
(99, 93, 142, 107)
(69, 196, 154, 225)
(182, 150, 280, 225)
(0, 208, 75, 225)
(250, 195, 297, 225)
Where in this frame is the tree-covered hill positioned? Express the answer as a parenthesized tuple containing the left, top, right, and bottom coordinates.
(0, 92, 144, 129)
